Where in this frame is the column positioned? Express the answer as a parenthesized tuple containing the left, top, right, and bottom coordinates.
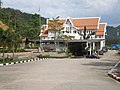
(90, 42, 92, 55)
(93, 42, 95, 50)
(100, 41, 103, 50)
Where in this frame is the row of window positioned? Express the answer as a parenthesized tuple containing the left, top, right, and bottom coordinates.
(42, 37, 54, 40)
(62, 30, 95, 34)
(42, 35, 104, 40)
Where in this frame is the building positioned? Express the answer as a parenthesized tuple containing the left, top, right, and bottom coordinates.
(40, 17, 107, 56)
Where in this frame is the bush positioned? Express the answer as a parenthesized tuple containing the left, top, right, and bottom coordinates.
(57, 50, 65, 54)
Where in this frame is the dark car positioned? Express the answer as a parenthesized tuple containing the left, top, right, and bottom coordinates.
(98, 50, 104, 55)
(86, 54, 100, 59)
(118, 50, 120, 54)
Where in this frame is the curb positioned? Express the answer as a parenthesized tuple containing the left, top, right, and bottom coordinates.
(108, 73, 120, 82)
(0, 58, 46, 67)
(108, 60, 120, 82)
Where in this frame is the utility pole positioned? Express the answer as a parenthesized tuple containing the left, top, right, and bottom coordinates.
(38, 4, 42, 52)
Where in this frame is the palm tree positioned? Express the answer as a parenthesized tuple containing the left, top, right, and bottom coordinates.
(57, 35, 74, 52)
(78, 26, 96, 40)
(0, 28, 12, 62)
(48, 16, 63, 51)
(0, 27, 21, 62)
(11, 32, 22, 60)
(78, 26, 96, 55)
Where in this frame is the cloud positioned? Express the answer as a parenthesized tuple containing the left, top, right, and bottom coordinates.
(2, 0, 120, 25)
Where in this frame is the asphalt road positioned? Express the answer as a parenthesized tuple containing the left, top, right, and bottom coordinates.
(0, 50, 120, 90)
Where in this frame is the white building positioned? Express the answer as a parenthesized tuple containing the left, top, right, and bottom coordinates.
(40, 17, 107, 55)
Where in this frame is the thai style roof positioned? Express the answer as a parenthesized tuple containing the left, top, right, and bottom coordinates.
(40, 17, 106, 37)
(72, 18, 100, 30)
(96, 24, 106, 36)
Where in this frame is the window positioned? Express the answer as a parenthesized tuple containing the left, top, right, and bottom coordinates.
(89, 31, 91, 34)
(87, 31, 89, 33)
(43, 37, 46, 39)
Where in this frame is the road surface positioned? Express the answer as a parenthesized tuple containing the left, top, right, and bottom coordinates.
(0, 50, 120, 90)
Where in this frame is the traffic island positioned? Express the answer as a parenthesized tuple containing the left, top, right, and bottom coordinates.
(108, 60, 120, 82)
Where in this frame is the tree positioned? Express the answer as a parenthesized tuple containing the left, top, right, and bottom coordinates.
(0, 28, 13, 62)
(78, 26, 96, 40)
(48, 16, 63, 51)
(78, 26, 96, 55)
(22, 13, 40, 48)
(0, 27, 21, 62)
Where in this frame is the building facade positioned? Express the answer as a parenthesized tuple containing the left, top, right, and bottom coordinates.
(40, 17, 107, 54)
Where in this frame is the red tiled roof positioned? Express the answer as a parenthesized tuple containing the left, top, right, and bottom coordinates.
(41, 25, 48, 37)
(41, 34, 48, 37)
(96, 24, 106, 36)
(41, 30, 48, 37)
(41, 25, 47, 31)
(72, 18, 99, 30)
(40, 17, 106, 37)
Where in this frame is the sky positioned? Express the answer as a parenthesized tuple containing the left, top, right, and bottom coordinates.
(2, 0, 120, 26)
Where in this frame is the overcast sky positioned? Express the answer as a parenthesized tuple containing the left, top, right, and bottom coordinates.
(2, 0, 120, 26)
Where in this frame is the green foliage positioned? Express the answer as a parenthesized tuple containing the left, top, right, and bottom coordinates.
(106, 25, 120, 46)
(0, 8, 46, 41)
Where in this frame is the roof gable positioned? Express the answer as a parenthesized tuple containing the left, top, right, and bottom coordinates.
(96, 23, 106, 36)
(72, 17, 100, 30)
(65, 19, 72, 26)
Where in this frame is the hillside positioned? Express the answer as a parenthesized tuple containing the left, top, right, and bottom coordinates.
(0, 7, 46, 41)
(106, 25, 120, 46)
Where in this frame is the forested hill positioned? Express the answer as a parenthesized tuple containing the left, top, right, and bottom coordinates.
(106, 25, 120, 46)
(106, 25, 120, 38)
(0, 7, 46, 40)
(0, 8, 46, 28)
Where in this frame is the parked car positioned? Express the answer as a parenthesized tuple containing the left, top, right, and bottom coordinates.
(118, 50, 120, 54)
(86, 53, 100, 59)
(102, 47, 108, 53)
(98, 50, 104, 55)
